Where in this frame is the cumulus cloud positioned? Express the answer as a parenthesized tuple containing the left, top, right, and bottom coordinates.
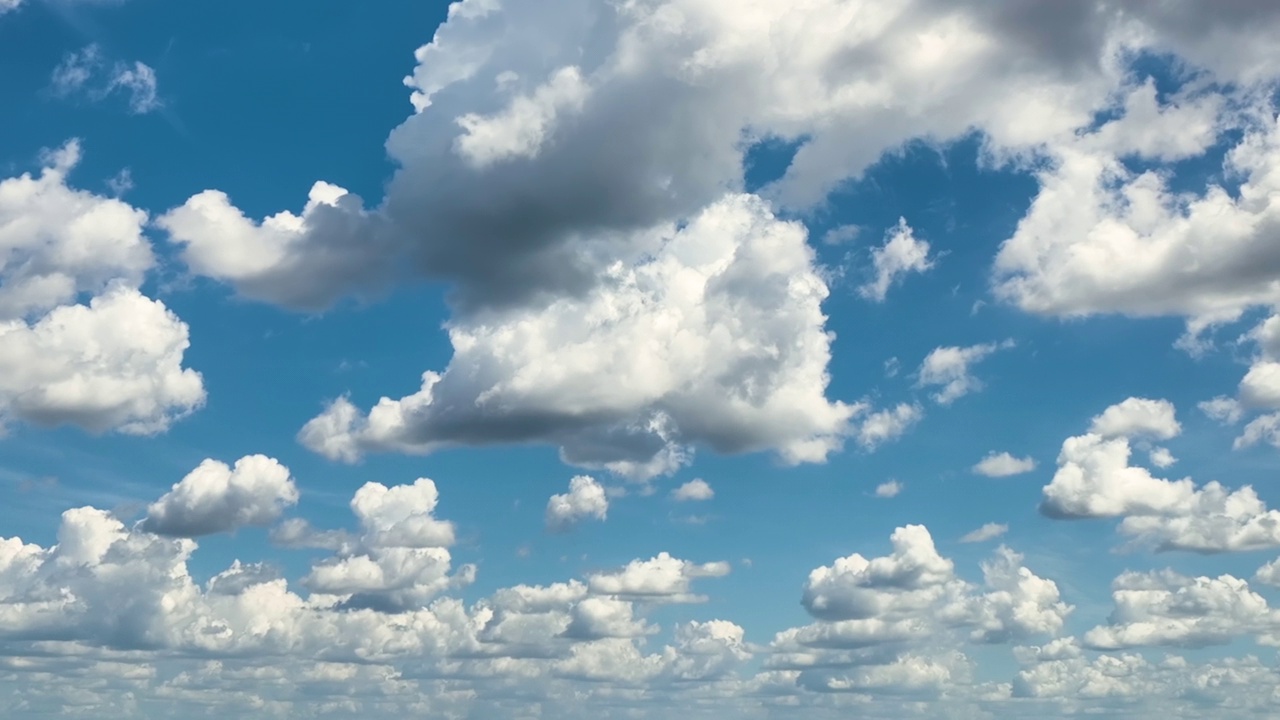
(141, 456, 299, 538)
(916, 340, 1014, 404)
(170, 0, 1280, 476)
(586, 553, 730, 604)
(1083, 570, 1279, 650)
(973, 452, 1037, 478)
(855, 403, 923, 450)
(874, 480, 903, 498)
(1042, 398, 1280, 552)
(0, 141, 203, 435)
(773, 524, 1070, 688)
(51, 44, 160, 115)
(298, 195, 856, 477)
(960, 523, 1009, 544)
(671, 479, 713, 502)
(1201, 396, 1245, 425)
(545, 475, 608, 532)
(858, 219, 934, 302)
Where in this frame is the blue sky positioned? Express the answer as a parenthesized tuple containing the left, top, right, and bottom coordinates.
(4, 0, 1280, 717)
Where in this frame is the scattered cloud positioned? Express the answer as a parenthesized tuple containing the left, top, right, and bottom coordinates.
(917, 340, 1015, 404)
(671, 479, 714, 503)
(960, 523, 1009, 544)
(51, 44, 160, 115)
(546, 475, 609, 532)
(874, 480, 903, 498)
(973, 452, 1037, 478)
(858, 218, 934, 302)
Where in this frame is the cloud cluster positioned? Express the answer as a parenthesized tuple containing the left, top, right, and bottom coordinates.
(1042, 398, 1280, 552)
(0, 142, 204, 435)
(155, 0, 1280, 475)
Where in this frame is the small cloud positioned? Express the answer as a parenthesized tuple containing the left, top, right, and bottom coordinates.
(917, 339, 1015, 405)
(51, 44, 161, 115)
(821, 224, 861, 246)
(671, 478, 714, 502)
(858, 218, 933, 302)
(884, 356, 900, 378)
(972, 451, 1036, 478)
(857, 403, 923, 449)
(1148, 446, 1177, 468)
(546, 475, 608, 533)
(959, 523, 1008, 543)
(1199, 396, 1243, 425)
(874, 480, 903, 498)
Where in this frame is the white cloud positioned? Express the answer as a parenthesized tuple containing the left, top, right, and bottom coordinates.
(960, 523, 1009, 544)
(1148, 447, 1177, 468)
(992, 87, 1280, 327)
(586, 553, 730, 604)
(1200, 396, 1244, 425)
(51, 44, 160, 115)
(141, 456, 298, 538)
(916, 340, 1014, 405)
(973, 452, 1037, 478)
(168, 0, 1277, 476)
(1042, 399, 1280, 552)
(1083, 570, 1278, 649)
(671, 479, 713, 502)
(874, 480, 902, 498)
(298, 195, 857, 477)
(0, 142, 203, 435)
(858, 219, 933, 302)
(1087, 397, 1181, 441)
(856, 403, 923, 450)
(546, 476, 608, 532)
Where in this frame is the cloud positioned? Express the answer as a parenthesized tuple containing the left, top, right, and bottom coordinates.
(298, 195, 857, 478)
(1201, 396, 1244, 425)
(779, 525, 1070, 676)
(141, 456, 299, 538)
(586, 553, 730, 604)
(671, 479, 713, 502)
(858, 219, 934, 302)
(50, 44, 160, 115)
(1082, 570, 1278, 649)
(545, 476, 608, 532)
(916, 340, 1014, 405)
(973, 452, 1037, 478)
(0, 141, 203, 435)
(874, 480, 903, 498)
(856, 403, 924, 450)
(991, 84, 1280, 327)
(1087, 397, 1181, 441)
(1042, 399, 1280, 552)
(960, 523, 1009, 544)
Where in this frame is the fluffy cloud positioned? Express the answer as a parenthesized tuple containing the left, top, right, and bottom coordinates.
(1042, 399, 1280, 552)
(1083, 570, 1279, 650)
(858, 219, 933, 302)
(141, 456, 298, 537)
(992, 85, 1280, 326)
(0, 142, 203, 435)
(973, 452, 1037, 478)
(157, 182, 400, 311)
(917, 340, 1014, 405)
(298, 195, 856, 477)
(545, 475, 608, 532)
(874, 480, 902, 498)
(586, 553, 730, 604)
(170, 0, 1280, 476)
(855, 403, 923, 449)
(671, 479, 713, 502)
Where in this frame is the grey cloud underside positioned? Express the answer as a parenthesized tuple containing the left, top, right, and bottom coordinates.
(159, 0, 1280, 476)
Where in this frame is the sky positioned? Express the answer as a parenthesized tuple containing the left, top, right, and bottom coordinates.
(4, 0, 1280, 717)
